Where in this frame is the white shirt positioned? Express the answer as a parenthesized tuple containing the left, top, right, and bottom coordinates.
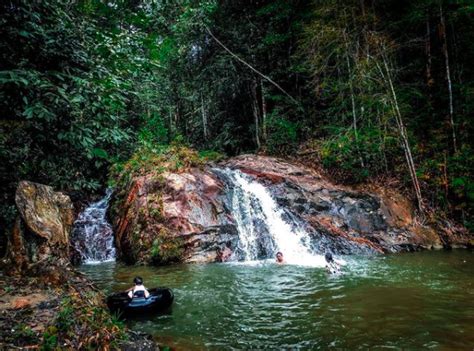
(128, 284, 150, 298)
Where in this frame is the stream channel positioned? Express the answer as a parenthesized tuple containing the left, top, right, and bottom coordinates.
(81, 250, 474, 350)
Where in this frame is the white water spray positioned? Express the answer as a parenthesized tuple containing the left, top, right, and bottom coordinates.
(219, 168, 326, 267)
(72, 189, 115, 264)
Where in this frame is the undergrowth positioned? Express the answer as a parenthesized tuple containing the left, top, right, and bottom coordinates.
(109, 141, 224, 191)
(40, 290, 126, 350)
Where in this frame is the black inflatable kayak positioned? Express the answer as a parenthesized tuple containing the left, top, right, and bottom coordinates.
(107, 288, 174, 317)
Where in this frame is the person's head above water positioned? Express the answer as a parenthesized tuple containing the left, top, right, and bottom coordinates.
(325, 252, 333, 263)
(276, 251, 284, 263)
(133, 276, 144, 286)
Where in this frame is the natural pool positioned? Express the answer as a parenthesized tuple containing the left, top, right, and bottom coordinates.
(81, 250, 474, 350)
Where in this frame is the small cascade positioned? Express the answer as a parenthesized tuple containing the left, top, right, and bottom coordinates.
(216, 168, 326, 266)
(72, 189, 115, 264)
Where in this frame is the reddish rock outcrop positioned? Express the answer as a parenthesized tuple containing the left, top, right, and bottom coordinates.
(112, 170, 237, 264)
(111, 155, 471, 264)
(224, 155, 471, 252)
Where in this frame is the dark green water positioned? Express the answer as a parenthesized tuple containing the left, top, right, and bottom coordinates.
(81, 251, 474, 350)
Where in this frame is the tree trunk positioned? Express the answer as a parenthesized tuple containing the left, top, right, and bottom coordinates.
(376, 106, 389, 174)
(251, 80, 261, 149)
(359, 0, 370, 62)
(370, 0, 376, 30)
(377, 55, 424, 212)
(168, 110, 173, 137)
(343, 30, 364, 168)
(174, 106, 179, 136)
(443, 152, 449, 205)
(440, 5, 458, 153)
(260, 80, 267, 142)
(425, 16, 433, 87)
(201, 93, 208, 140)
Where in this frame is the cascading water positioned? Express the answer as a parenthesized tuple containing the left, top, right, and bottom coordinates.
(72, 189, 115, 264)
(216, 168, 326, 266)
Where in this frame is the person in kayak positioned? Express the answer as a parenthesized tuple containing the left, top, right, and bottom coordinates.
(325, 252, 341, 274)
(127, 276, 150, 299)
(276, 251, 286, 264)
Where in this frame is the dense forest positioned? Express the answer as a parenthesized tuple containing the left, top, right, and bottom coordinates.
(1, 0, 473, 247)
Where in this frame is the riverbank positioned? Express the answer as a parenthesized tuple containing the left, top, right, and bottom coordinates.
(0, 177, 163, 349)
(0, 267, 161, 350)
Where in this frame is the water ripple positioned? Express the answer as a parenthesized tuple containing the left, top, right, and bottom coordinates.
(80, 250, 474, 350)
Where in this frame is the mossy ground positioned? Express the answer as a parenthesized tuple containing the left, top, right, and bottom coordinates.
(0, 271, 127, 350)
(109, 142, 223, 192)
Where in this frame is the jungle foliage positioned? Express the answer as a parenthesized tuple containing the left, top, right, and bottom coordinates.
(1, 0, 473, 237)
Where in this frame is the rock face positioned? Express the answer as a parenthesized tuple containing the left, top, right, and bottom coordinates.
(112, 155, 471, 264)
(112, 170, 238, 264)
(5, 181, 73, 274)
(224, 155, 470, 254)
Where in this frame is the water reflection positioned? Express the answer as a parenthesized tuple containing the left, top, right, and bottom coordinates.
(80, 251, 474, 350)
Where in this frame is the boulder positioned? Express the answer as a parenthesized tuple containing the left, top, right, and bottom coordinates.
(5, 181, 73, 274)
(112, 170, 237, 264)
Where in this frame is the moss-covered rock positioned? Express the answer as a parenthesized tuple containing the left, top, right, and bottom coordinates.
(111, 168, 237, 265)
(109, 144, 234, 265)
(4, 181, 73, 274)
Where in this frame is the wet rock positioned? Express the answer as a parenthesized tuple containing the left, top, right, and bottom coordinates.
(119, 331, 160, 351)
(217, 246, 233, 262)
(15, 181, 73, 246)
(4, 181, 73, 274)
(112, 154, 471, 264)
(112, 170, 237, 264)
(222, 154, 469, 253)
(181, 225, 239, 263)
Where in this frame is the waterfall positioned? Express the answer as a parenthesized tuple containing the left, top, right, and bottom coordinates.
(72, 189, 115, 264)
(216, 168, 326, 266)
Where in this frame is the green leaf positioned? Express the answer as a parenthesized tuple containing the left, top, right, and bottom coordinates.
(92, 148, 109, 159)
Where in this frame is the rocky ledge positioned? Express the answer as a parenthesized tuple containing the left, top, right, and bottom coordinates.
(0, 181, 160, 350)
(111, 155, 472, 264)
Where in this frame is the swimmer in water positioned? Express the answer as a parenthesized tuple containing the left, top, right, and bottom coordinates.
(325, 252, 341, 274)
(276, 251, 286, 264)
(127, 276, 150, 299)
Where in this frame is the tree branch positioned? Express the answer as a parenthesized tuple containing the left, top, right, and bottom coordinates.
(205, 26, 299, 105)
